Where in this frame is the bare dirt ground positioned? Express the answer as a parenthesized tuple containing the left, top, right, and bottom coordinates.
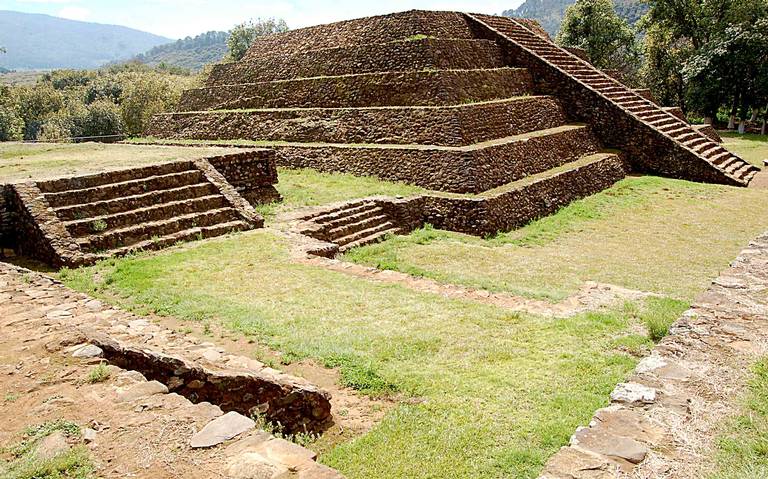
(0, 263, 346, 478)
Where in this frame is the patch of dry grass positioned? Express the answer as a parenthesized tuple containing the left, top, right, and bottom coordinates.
(0, 142, 242, 183)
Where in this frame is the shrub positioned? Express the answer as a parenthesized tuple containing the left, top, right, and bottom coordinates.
(0, 105, 24, 141)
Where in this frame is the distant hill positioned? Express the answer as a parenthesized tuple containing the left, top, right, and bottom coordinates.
(503, 0, 649, 37)
(134, 31, 229, 71)
(0, 10, 172, 70)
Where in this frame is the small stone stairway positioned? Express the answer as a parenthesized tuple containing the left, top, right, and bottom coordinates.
(467, 13, 759, 186)
(37, 161, 254, 260)
(298, 199, 400, 253)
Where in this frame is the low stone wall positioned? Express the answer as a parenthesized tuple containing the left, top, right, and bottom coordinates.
(0, 185, 15, 255)
(378, 154, 626, 237)
(204, 151, 280, 205)
(148, 96, 567, 147)
(242, 10, 476, 59)
(8, 183, 86, 267)
(540, 233, 768, 478)
(208, 38, 504, 85)
(273, 125, 600, 193)
(177, 68, 533, 111)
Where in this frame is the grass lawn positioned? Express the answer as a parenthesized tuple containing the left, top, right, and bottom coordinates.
(721, 131, 768, 166)
(344, 134, 768, 302)
(708, 358, 768, 478)
(0, 142, 242, 183)
(59, 230, 686, 479)
(257, 167, 426, 220)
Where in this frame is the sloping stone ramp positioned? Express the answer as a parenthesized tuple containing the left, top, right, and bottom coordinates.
(540, 232, 768, 478)
(0, 261, 343, 478)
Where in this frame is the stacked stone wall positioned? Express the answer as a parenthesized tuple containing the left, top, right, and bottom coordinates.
(208, 38, 504, 85)
(0, 185, 15, 254)
(372, 155, 626, 238)
(178, 68, 533, 111)
(148, 96, 567, 147)
(274, 125, 599, 193)
(242, 10, 475, 59)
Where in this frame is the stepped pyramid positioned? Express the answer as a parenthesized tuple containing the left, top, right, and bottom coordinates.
(147, 10, 757, 253)
(149, 10, 757, 194)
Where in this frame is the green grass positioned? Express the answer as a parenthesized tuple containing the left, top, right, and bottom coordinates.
(709, 359, 768, 478)
(85, 363, 110, 384)
(0, 420, 93, 479)
(59, 230, 682, 479)
(255, 167, 426, 219)
(0, 142, 241, 184)
(721, 131, 768, 166)
(344, 176, 768, 302)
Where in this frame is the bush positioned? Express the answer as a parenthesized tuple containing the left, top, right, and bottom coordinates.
(79, 100, 124, 138)
(0, 105, 24, 141)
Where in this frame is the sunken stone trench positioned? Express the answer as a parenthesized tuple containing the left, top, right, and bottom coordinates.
(87, 332, 332, 435)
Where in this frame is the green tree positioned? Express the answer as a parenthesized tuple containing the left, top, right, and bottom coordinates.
(0, 106, 23, 141)
(78, 99, 125, 138)
(119, 72, 187, 136)
(556, 0, 642, 82)
(226, 18, 288, 61)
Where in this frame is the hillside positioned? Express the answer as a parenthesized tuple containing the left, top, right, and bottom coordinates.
(134, 31, 229, 71)
(503, 0, 648, 36)
(0, 10, 171, 70)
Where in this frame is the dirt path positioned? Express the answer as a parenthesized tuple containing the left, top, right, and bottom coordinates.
(298, 255, 657, 317)
(0, 262, 345, 478)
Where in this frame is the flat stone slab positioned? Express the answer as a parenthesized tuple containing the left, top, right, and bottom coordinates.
(191, 411, 256, 448)
(609, 383, 656, 406)
(116, 380, 169, 402)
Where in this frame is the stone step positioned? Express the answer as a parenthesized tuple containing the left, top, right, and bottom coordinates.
(325, 214, 390, 241)
(335, 221, 397, 247)
(53, 183, 219, 221)
(79, 208, 240, 252)
(339, 227, 401, 253)
(317, 206, 385, 232)
(36, 161, 194, 193)
(44, 170, 204, 208)
(178, 67, 535, 111)
(102, 220, 249, 258)
(306, 201, 377, 224)
(64, 195, 229, 238)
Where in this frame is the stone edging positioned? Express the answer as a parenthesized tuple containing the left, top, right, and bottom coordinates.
(540, 232, 768, 478)
(193, 158, 264, 227)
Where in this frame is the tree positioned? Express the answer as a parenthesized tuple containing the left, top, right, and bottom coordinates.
(556, 0, 642, 82)
(640, 0, 768, 123)
(226, 18, 288, 61)
(0, 106, 23, 141)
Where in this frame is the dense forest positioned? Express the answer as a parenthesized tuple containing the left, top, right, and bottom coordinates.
(133, 31, 230, 71)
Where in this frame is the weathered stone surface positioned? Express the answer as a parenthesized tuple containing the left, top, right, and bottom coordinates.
(82, 428, 97, 444)
(72, 344, 103, 358)
(34, 431, 70, 460)
(572, 427, 649, 464)
(116, 380, 169, 402)
(190, 411, 256, 448)
(539, 446, 621, 478)
(609, 383, 656, 406)
(226, 452, 287, 479)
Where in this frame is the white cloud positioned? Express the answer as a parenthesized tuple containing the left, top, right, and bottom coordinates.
(57, 6, 91, 21)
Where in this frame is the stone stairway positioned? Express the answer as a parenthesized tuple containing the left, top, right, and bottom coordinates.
(298, 200, 400, 253)
(31, 161, 258, 264)
(466, 13, 759, 186)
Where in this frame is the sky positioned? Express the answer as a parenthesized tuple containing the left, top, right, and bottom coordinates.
(2, 0, 525, 39)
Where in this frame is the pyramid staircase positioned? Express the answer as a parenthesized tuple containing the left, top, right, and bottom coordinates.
(466, 13, 758, 186)
(297, 200, 400, 253)
(13, 160, 261, 267)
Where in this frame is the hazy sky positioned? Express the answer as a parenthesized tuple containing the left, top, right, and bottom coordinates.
(4, 0, 524, 39)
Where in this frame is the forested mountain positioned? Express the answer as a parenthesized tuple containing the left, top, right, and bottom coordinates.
(503, 0, 649, 36)
(133, 31, 229, 71)
(0, 10, 171, 70)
